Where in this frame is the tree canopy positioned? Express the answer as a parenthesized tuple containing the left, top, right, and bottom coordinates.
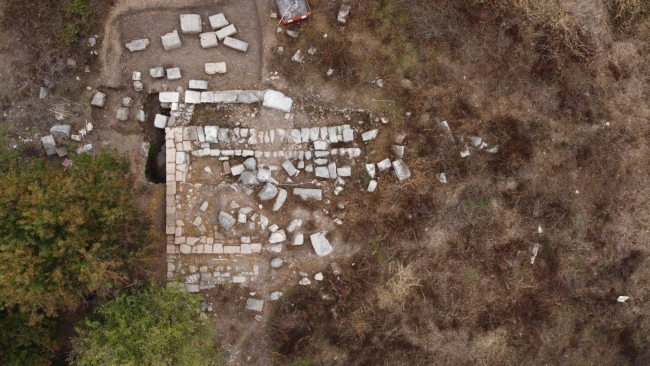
(0, 149, 148, 319)
(0, 139, 150, 365)
(70, 283, 222, 366)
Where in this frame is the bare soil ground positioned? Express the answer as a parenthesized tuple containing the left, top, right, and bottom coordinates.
(4, 0, 650, 365)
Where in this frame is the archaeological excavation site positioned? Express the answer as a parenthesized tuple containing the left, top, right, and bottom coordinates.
(4, 0, 650, 364)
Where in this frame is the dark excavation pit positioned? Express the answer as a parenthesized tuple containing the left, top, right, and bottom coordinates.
(144, 93, 168, 183)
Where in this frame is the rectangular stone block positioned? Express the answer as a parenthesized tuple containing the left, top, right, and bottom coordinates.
(180, 14, 202, 34)
(216, 24, 237, 41)
(205, 62, 227, 74)
(209, 13, 229, 30)
(185, 90, 201, 104)
(240, 244, 252, 254)
(223, 37, 248, 52)
(150, 67, 165, 78)
(250, 244, 262, 253)
(166, 67, 182, 80)
(159, 92, 180, 103)
(224, 245, 240, 254)
(213, 244, 224, 254)
(199, 31, 218, 49)
(166, 245, 177, 253)
(166, 183, 176, 195)
(213, 91, 238, 103)
(189, 80, 208, 90)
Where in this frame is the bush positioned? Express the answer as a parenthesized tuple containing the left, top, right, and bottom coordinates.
(70, 284, 222, 366)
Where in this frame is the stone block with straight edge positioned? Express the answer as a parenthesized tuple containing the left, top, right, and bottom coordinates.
(209, 13, 229, 30)
(189, 80, 208, 90)
(205, 62, 227, 74)
(180, 14, 202, 34)
(50, 125, 71, 138)
(199, 32, 218, 49)
(216, 24, 237, 41)
(42, 135, 56, 155)
(166, 68, 181, 80)
(184, 90, 201, 104)
(150, 67, 165, 78)
(223, 37, 248, 52)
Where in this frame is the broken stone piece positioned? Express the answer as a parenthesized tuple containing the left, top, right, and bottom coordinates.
(293, 234, 304, 245)
(338, 4, 351, 23)
(116, 107, 128, 121)
(367, 180, 377, 192)
(270, 258, 283, 268)
(293, 188, 322, 201)
(41, 135, 56, 156)
(125, 38, 149, 52)
(376, 158, 392, 171)
(133, 81, 143, 91)
(291, 50, 304, 63)
(392, 145, 405, 159)
(50, 124, 71, 138)
(362, 129, 379, 141)
(219, 211, 236, 230)
(258, 183, 279, 200)
(269, 230, 286, 243)
(273, 189, 287, 211)
(310, 232, 333, 256)
(262, 90, 293, 113)
(161, 30, 182, 51)
(91, 92, 106, 107)
(154, 114, 168, 129)
(245, 298, 264, 312)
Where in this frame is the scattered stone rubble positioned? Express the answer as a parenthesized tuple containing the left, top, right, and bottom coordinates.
(164, 98, 412, 291)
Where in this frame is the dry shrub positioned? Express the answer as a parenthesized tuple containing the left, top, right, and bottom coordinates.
(608, 41, 641, 79)
(376, 262, 421, 310)
(487, 116, 533, 174)
(606, 0, 650, 26)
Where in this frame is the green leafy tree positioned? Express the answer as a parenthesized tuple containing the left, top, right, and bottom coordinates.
(0, 135, 149, 365)
(70, 283, 222, 366)
(0, 150, 148, 319)
(0, 307, 59, 366)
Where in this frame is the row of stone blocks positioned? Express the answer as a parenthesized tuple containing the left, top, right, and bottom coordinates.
(159, 89, 293, 112)
(165, 124, 355, 145)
